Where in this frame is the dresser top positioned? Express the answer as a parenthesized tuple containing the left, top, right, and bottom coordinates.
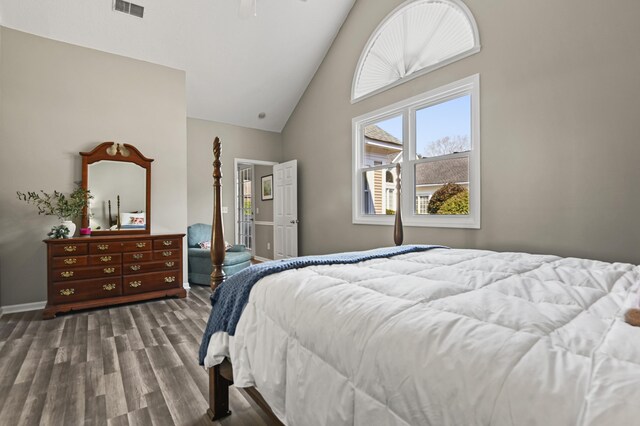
(43, 233, 185, 244)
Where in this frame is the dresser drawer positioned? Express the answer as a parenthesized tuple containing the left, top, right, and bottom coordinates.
(88, 253, 122, 266)
(122, 251, 153, 263)
(51, 256, 88, 268)
(153, 249, 180, 260)
(53, 277, 122, 304)
(51, 243, 88, 256)
(153, 238, 181, 250)
(53, 265, 121, 282)
(123, 271, 180, 295)
(122, 240, 152, 252)
(89, 242, 122, 254)
(124, 260, 180, 275)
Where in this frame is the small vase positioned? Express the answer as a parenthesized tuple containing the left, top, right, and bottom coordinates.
(62, 220, 76, 238)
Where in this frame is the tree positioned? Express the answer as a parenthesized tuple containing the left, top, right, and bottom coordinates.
(421, 135, 470, 158)
(427, 183, 466, 214)
(437, 190, 469, 215)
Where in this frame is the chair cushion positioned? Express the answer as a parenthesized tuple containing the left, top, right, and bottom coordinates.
(224, 251, 253, 266)
(188, 247, 252, 266)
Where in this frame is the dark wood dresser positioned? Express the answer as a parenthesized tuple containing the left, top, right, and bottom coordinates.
(43, 234, 186, 319)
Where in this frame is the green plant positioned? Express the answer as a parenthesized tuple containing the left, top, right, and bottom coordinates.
(437, 190, 469, 215)
(385, 209, 396, 215)
(16, 185, 93, 220)
(47, 224, 70, 239)
(427, 183, 466, 214)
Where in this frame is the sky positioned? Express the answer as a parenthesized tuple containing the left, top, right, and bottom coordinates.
(376, 95, 471, 155)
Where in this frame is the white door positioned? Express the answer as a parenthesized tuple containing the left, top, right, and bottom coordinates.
(273, 160, 298, 259)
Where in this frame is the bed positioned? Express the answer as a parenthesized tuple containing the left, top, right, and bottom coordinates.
(200, 138, 640, 425)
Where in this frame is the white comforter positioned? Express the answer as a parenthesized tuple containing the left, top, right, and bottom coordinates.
(205, 248, 640, 425)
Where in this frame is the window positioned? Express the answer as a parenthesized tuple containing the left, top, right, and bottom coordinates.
(416, 195, 430, 215)
(352, 74, 480, 228)
(352, 0, 480, 102)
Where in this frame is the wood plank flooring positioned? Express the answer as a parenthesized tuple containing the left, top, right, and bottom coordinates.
(0, 287, 274, 426)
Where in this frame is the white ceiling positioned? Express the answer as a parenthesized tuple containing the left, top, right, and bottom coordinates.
(0, 0, 355, 132)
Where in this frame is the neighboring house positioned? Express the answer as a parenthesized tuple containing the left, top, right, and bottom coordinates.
(363, 125, 469, 215)
(363, 125, 402, 215)
(414, 155, 469, 214)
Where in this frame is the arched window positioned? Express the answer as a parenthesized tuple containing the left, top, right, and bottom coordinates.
(352, 0, 480, 102)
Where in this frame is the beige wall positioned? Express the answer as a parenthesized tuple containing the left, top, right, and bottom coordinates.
(187, 118, 282, 248)
(282, 0, 640, 264)
(0, 28, 188, 306)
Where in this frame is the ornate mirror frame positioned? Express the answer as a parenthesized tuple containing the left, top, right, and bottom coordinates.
(80, 142, 153, 235)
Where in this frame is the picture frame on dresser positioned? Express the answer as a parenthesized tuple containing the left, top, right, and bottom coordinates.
(42, 142, 186, 319)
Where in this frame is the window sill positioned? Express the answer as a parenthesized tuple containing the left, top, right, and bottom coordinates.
(353, 215, 480, 229)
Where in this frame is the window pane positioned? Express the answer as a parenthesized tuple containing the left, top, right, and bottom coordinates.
(363, 115, 403, 167)
(363, 167, 398, 215)
(415, 157, 469, 215)
(416, 95, 470, 159)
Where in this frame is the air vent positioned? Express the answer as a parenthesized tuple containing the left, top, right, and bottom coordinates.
(114, 0, 144, 18)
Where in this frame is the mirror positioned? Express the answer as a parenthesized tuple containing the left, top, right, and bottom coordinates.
(81, 142, 153, 235)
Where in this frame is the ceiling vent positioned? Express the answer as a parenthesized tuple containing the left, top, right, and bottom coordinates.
(114, 0, 144, 18)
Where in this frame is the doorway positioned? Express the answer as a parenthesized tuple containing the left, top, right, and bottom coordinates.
(234, 158, 279, 260)
(236, 163, 254, 251)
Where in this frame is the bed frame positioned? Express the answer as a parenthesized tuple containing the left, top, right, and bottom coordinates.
(205, 137, 404, 423)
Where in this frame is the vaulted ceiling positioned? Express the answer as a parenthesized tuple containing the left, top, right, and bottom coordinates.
(0, 0, 355, 132)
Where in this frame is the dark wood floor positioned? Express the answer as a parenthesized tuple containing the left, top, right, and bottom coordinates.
(0, 286, 274, 426)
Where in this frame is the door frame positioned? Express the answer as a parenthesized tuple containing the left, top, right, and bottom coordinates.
(233, 158, 279, 247)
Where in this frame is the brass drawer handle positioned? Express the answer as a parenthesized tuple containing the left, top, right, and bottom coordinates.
(64, 246, 77, 252)
(130, 265, 141, 271)
(136, 242, 146, 248)
(133, 253, 144, 260)
(164, 276, 176, 283)
(163, 240, 173, 246)
(129, 281, 142, 288)
(103, 267, 116, 274)
(60, 271, 74, 278)
(64, 258, 77, 265)
(165, 261, 175, 267)
(162, 251, 172, 257)
(103, 283, 116, 291)
(100, 256, 112, 262)
(98, 244, 109, 251)
(60, 288, 75, 296)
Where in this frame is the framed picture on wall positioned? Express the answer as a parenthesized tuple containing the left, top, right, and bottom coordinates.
(261, 174, 273, 201)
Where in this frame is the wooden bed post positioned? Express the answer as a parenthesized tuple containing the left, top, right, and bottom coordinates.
(394, 163, 403, 246)
(207, 365, 232, 421)
(210, 137, 226, 291)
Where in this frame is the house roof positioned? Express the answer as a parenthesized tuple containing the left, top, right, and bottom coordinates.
(364, 125, 402, 145)
(416, 153, 469, 186)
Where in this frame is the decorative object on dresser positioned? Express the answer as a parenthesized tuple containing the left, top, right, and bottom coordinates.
(16, 185, 93, 238)
(80, 141, 152, 234)
(43, 234, 186, 319)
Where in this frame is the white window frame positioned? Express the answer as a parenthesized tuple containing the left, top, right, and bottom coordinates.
(352, 74, 480, 229)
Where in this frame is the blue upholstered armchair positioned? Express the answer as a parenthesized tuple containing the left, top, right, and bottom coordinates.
(187, 223, 252, 286)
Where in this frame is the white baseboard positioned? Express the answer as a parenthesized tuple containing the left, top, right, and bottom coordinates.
(0, 300, 47, 316)
(253, 256, 273, 262)
(183, 282, 191, 290)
